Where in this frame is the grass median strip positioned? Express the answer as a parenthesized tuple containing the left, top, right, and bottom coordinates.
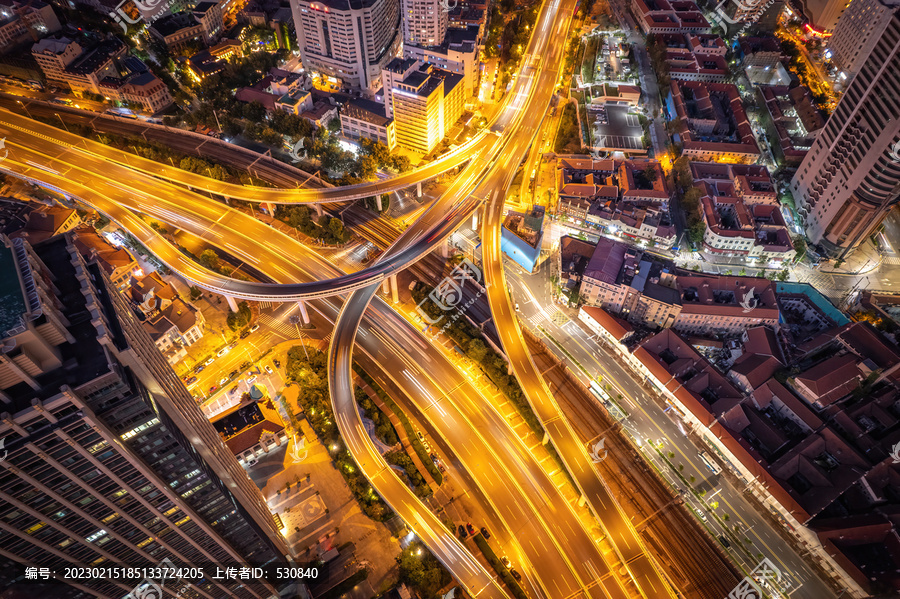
(473, 534, 528, 599)
(355, 366, 444, 485)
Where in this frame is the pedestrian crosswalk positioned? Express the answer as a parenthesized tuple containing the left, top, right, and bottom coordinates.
(885, 256, 900, 265)
(258, 301, 276, 309)
(259, 313, 296, 338)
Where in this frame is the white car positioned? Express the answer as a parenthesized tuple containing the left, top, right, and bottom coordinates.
(247, 375, 258, 384)
(265, 365, 274, 375)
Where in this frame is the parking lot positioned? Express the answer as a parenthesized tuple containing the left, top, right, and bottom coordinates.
(589, 103, 644, 151)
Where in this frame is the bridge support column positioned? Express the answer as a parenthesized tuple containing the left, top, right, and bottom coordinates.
(578, 495, 587, 507)
(297, 300, 310, 324)
(472, 208, 479, 230)
(223, 196, 230, 205)
(442, 237, 450, 258)
(416, 181, 423, 199)
(381, 278, 390, 295)
(315, 203, 323, 218)
(542, 432, 550, 445)
(264, 202, 276, 215)
(375, 194, 383, 212)
(225, 295, 239, 312)
(390, 274, 399, 304)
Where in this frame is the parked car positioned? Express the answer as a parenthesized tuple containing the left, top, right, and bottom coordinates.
(194, 365, 205, 373)
(510, 568, 521, 581)
(247, 375, 258, 384)
(216, 347, 229, 357)
(480, 527, 491, 539)
(273, 359, 281, 368)
(265, 365, 274, 375)
(249, 324, 260, 332)
(209, 385, 217, 393)
(718, 535, 730, 548)
(229, 386, 239, 395)
(185, 376, 197, 385)
(466, 523, 475, 535)
(229, 370, 238, 378)
(204, 357, 215, 366)
(246, 459, 258, 467)
(219, 376, 229, 385)
(458, 524, 467, 539)
(240, 330, 251, 339)
(501, 556, 511, 569)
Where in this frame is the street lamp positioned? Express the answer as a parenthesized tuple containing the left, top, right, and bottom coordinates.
(55, 113, 69, 133)
(17, 100, 31, 119)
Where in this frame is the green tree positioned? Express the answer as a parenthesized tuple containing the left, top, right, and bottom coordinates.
(328, 217, 345, 239)
(226, 301, 252, 330)
(199, 249, 220, 271)
(288, 206, 311, 228)
(189, 286, 202, 301)
(466, 338, 488, 362)
(390, 154, 412, 173)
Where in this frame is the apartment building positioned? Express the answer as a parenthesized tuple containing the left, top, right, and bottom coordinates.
(401, 0, 447, 46)
(630, 0, 712, 34)
(32, 38, 173, 112)
(30, 36, 81, 84)
(0, 233, 293, 597)
(381, 57, 464, 153)
(404, 25, 479, 96)
(341, 97, 397, 149)
(789, 4, 900, 258)
(828, 0, 900, 80)
(291, 0, 402, 90)
(672, 275, 779, 334)
(666, 80, 760, 163)
(757, 85, 825, 167)
(698, 183, 795, 263)
(0, 0, 59, 52)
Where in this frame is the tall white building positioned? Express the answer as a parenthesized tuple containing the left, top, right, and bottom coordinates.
(401, 0, 447, 47)
(790, 4, 900, 258)
(291, 0, 401, 90)
(829, 0, 900, 80)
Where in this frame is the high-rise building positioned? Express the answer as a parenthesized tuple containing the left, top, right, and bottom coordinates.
(791, 0, 846, 33)
(401, 0, 447, 47)
(790, 5, 900, 258)
(0, 233, 291, 598)
(381, 57, 464, 152)
(829, 0, 900, 80)
(290, 0, 401, 90)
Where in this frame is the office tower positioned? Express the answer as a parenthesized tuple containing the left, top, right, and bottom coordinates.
(290, 0, 401, 90)
(790, 6, 900, 259)
(829, 0, 900, 80)
(401, 0, 447, 47)
(0, 234, 290, 598)
(381, 57, 464, 152)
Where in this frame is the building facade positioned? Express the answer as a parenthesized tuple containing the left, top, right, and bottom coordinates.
(828, 0, 900, 81)
(381, 57, 463, 153)
(790, 5, 900, 258)
(291, 0, 402, 90)
(0, 234, 291, 598)
(400, 0, 447, 46)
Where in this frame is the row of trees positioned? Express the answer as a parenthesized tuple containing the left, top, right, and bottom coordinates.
(279, 206, 351, 245)
(285, 347, 393, 521)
